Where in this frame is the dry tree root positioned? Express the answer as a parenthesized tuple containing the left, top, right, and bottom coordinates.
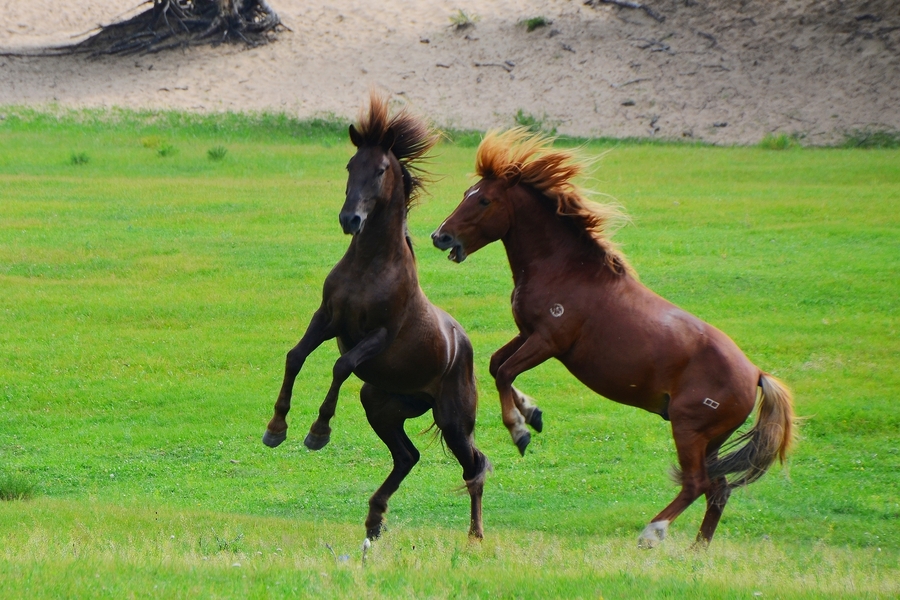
(68, 0, 282, 56)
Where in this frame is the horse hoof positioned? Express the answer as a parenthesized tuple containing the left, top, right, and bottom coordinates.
(262, 430, 286, 448)
(366, 522, 385, 540)
(638, 536, 660, 550)
(515, 432, 531, 456)
(637, 520, 669, 549)
(304, 432, 330, 450)
(529, 408, 544, 433)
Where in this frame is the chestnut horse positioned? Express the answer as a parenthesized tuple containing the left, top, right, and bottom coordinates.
(432, 129, 795, 547)
(263, 93, 489, 540)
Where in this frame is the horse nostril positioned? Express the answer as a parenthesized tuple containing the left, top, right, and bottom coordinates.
(432, 231, 454, 248)
(340, 213, 363, 234)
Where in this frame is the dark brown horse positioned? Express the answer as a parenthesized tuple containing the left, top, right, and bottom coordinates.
(432, 129, 795, 547)
(263, 93, 489, 540)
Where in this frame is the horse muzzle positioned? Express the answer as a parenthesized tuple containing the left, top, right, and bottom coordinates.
(431, 230, 467, 263)
(339, 211, 365, 235)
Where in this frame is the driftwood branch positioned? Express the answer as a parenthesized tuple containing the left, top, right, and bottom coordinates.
(56, 0, 282, 56)
(585, 0, 665, 23)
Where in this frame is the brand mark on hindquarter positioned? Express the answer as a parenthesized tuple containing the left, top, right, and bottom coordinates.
(549, 304, 564, 318)
(703, 397, 720, 409)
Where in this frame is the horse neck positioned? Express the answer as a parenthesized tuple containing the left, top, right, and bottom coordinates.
(347, 180, 415, 272)
(501, 184, 592, 285)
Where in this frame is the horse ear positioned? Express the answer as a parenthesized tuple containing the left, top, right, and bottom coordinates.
(349, 124, 363, 147)
(381, 128, 396, 151)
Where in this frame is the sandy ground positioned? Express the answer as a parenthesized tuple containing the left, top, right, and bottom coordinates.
(1, 0, 898, 144)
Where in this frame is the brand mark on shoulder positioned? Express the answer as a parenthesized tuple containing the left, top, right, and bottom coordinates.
(550, 304, 564, 318)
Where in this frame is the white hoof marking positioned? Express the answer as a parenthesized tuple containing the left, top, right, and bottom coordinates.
(638, 520, 670, 548)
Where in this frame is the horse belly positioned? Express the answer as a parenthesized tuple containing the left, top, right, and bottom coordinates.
(352, 333, 446, 396)
(562, 357, 670, 414)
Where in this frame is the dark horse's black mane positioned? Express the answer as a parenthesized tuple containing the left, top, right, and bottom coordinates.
(354, 92, 440, 210)
(353, 92, 441, 258)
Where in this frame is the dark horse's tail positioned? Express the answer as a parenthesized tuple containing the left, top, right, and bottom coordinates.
(707, 373, 796, 489)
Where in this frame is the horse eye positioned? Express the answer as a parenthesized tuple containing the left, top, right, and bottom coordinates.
(376, 167, 386, 176)
(479, 197, 490, 206)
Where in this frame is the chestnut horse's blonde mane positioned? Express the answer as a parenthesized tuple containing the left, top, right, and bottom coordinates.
(475, 128, 633, 276)
(354, 91, 441, 207)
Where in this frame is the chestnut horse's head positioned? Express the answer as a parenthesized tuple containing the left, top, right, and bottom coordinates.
(340, 92, 439, 235)
(433, 128, 632, 273)
(431, 177, 512, 262)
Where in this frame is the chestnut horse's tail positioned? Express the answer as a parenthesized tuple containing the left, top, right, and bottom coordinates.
(707, 372, 796, 489)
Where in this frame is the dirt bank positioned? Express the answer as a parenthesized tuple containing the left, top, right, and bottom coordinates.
(1, 0, 898, 144)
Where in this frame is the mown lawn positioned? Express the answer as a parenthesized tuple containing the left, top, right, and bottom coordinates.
(0, 110, 897, 598)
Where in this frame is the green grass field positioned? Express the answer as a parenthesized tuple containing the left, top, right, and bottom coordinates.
(0, 109, 897, 598)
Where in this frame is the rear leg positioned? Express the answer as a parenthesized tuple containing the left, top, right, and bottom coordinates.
(696, 475, 730, 547)
(360, 384, 431, 540)
(695, 433, 738, 546)
(433, 368, 490, 538)
(638, 429, 711, 548)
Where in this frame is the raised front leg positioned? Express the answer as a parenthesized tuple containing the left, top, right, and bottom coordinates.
(493, 334, 555, 455)
(304, 327, 389, 450)
(264, 308, 334, 448)
(490, 336, 543, 432)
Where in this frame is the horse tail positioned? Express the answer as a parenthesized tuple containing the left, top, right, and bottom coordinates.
(707, 372, 796, 489)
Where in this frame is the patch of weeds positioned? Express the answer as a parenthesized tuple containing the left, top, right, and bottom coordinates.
(157, 143, 177, 158)
(449, 9, 479, 30)
(841, 129, 900, 149)
(207, 145, 228, 161)
(515, 109, 556, 135)
(0, 472, 36, 501)
(70, 152, 90, 165)
(140, 136, 162, 149)
(443, 129, 482, 147)
(199, 530, 245, 555)
(520, 16, 550, 32)
(759, 133, 800, 150)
